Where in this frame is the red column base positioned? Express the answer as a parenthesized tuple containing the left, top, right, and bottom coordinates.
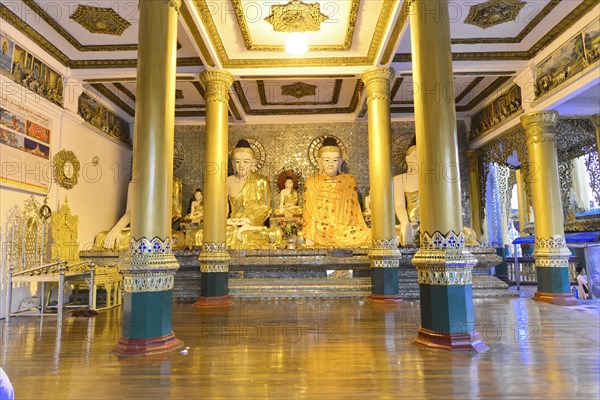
(532, 291, 578, 306)
(366, 294, 403, 304)
(111, 331, 183, 358)
(193, 295, 233, 307)
(412, 327, 489, 353)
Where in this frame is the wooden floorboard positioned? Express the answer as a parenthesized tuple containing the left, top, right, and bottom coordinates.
(1, 298, 598, 399)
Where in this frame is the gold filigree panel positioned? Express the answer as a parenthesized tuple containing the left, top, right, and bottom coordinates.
(464, 0, 526, 29)
(70, 5, 131, 36)
(264, 0, 328, 32)
(281, 82, 317, 99)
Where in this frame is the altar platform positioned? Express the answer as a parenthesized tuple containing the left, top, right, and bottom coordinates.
(82, 246, 515, 301)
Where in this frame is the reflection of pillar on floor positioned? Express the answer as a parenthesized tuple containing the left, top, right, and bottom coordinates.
(194, 70, 234, 307)
(409, 0, 486, 352)
(112, 0, 182, 357)
(521, 111, 577, 305)
(361, 68, 401, 304)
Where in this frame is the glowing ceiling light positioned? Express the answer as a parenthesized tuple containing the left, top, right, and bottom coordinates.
(285, 32, 308, 56)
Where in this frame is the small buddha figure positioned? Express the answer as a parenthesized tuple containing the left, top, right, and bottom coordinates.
(185, 189, 204, 223)
(224, 139, 282, 249)
(277, 176, 303, 216)
(393, 141, 419, 246)
(302, 137, 371, 248)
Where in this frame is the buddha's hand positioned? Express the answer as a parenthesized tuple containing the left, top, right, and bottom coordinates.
(228, 217, 252, 227)
(103, 228, 120, 249)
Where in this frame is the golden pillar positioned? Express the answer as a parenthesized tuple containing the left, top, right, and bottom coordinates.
(521, 111, 576, 305)
(194, 70, 234, 307)
(515, 169, 531, 235)
(361, 68, 401, 303)
(465, 150, 483, 241)
(410, 0, 485, 352)
(112, 0, 181, 357)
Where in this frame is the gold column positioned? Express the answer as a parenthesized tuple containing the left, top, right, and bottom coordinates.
(194, 70, 234, 307)
(410, 0, 485, 352)
(521, 111, 575, 305)
(515, 169, 530, 235)
(112, 0, 181, 357)
(465, 150, 483, 241)
(361, 68, 401, 303)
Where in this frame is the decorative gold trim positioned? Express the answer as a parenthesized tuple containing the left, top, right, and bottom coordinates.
(199, 241, 230, 273)
(193, 0, 394, 68)
(175, 110, 206, 117)
(463, 76, 512, 112)
(123, 273, 175, 293)
(380, 0, 410, 65)
(53, 150, 80, 190)
(417, 267, 473, 285)
(120, 237, 180, 292)
(239, 75, 356, 80)
(281, 82, 317, 100)
(69, 58, 202, 70)
(263, 0, 329, 32)
(21, 0, 137, 52)
(464, 0, 526, 30)
(113, 83, 136, 102)
(232, 80, 363, 115)
(455, 77, 484, 104)
(90, 84, 135, 116)
(521, 111, 559, 146)
(70, 5, 132, 36)
(256, 80, 342, 106)
(231, 0, 358, 51)
(454, 0, 559, 44)
(368, 238, 401, 263)
(533, 236, 571, 268)
(179, 1, 216, 67)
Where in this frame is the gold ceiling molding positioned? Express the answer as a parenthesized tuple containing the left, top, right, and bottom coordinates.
(280, 82, 317, 99)
(233, 0, 359, 51)
(379, 0, 411, 65)
(394, 52, 530, 62)
(89, 83, 135, 116)
(70, 5, 132, 36)
(228, 98, 242, 120)
(239, 74, 356, 79)
(175, 105, 205, 109)
(113, 83, 136, 102)
(455, 77, 484, 104)
(453, 0, 559, 45)
(179, 1, 216, 67)
(233, 80, 363, 115)
(464, 0, 526, 30)
(175, 110, 206, 117)
(175, 89, 185, 100)
(264, 0, 328, 32)
(22, 0, 137, 52)
(390, 78, 404, 105)
(70, 57, 203, 69)
(398, 71, 516, 76)
(257, 79, 342, 105)
(193, 0, 394, 68)
(192, 81, 207, 100)
(463, 76, 512, 112)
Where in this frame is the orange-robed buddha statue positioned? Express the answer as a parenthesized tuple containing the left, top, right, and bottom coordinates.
(302, 137, 371, 248)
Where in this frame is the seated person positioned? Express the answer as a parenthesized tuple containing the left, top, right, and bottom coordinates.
(222, 139, 282, 249)
(302, 137, 371, 248)
(184, 189, 204, 223)
(393, 140, 419, 246)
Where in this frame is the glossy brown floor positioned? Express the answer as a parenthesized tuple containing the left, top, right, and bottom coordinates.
(1, 297, 598, 399)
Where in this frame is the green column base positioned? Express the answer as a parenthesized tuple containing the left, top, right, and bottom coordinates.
(536, 266, 571, 294)
(195, 272, 232, 307)
(112, 290, 182, 357)
(369, 267, 401, 303)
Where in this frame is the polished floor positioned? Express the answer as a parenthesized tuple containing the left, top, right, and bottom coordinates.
(1, 296, 599, 399)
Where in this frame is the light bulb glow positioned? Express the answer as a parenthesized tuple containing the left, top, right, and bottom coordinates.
(285, 32, 308, 56)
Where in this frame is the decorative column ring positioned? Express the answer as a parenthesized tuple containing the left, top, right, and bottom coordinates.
(369, 238, 401, 268)
(521, 111, 559, 146)
(198, 242, 230, 273)
(200, 70, 234, 104)
(121, 237, 180, 293)
(361, 68, 394, 102)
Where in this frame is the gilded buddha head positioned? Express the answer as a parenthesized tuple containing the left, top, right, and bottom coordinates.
(318, 137, 343, 177)
(232, 139, 256, 178)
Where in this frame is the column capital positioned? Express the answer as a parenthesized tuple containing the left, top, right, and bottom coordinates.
(521, 111, 559, 145)
(200, 70, 234, 104)
(361, 68, 394, 102)
(464, 149, 478, 162)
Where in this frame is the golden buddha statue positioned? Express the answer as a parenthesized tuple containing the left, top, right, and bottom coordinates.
(393, 141, 419, 246)
(223, 139, 282, 249)
(302, 137, 371, 248)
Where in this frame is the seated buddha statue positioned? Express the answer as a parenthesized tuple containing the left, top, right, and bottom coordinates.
(302, 137, 371, 248)
(224, 139, 282, 249)
(184, 189, 204, 223)
(277, 177, 303, 216)
(393, 141, 419, 246)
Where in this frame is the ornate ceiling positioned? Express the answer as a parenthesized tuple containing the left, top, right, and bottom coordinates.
(0, 0, 597, 123)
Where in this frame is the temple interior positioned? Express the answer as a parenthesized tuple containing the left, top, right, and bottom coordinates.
(0, 0, 599, 398)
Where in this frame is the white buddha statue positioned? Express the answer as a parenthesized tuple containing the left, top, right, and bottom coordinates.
(184, 189, 204, 223)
